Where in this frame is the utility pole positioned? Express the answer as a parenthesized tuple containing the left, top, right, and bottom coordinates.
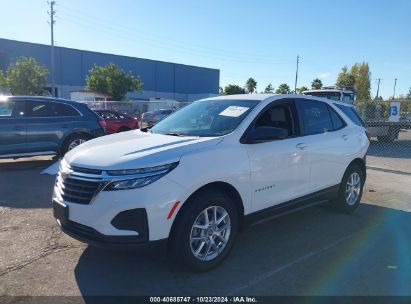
(47, 1, 56, 96)
(375, 78, 381, 100)
(393, 78, 397, 100)
(294, 55, 299, 94)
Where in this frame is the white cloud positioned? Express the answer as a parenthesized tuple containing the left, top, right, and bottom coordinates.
(318, 72, 331, 79)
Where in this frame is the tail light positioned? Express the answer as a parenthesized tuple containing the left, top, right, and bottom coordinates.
(365, 129, 372, 141)
(98, 119, 107, 133)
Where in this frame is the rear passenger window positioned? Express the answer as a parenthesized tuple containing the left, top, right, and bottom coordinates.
(26, 101, 79, 117)
(298, 99, 333, 135)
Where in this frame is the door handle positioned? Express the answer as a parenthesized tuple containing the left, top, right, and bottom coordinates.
(62, 124, 69, 129)
(14, 126, 23, 131)
(296, 143, 308, 150)
(341, 135, 349, 141)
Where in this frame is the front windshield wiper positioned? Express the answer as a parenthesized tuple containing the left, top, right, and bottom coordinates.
(164, 132, 187, 137)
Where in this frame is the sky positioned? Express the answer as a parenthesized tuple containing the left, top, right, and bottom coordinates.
(1, 0, 411, 98)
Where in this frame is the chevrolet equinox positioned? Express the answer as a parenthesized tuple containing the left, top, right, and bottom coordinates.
(53, 94, 369, 271)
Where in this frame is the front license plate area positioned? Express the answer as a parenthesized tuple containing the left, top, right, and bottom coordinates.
(53, 201, 68, 225)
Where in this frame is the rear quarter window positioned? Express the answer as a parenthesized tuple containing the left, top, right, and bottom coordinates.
(334, 104, 364, 127)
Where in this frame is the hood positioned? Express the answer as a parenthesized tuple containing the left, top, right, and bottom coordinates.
(65, 130, 222, 170)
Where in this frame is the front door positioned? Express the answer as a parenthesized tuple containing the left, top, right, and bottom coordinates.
(244, 99, 311, 212)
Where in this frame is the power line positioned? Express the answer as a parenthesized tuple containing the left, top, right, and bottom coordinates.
(47, 1, 56, 96)
(59, 14, 287, 66)
(57, 4, 289, 64)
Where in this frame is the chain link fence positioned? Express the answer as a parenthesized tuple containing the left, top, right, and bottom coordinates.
(355, 100, 411, 174)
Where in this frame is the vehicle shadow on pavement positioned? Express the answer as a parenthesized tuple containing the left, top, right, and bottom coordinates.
(0, 159, 56, 208)
(74, 203, 411, 297)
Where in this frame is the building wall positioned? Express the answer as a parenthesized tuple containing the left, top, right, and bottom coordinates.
(0, 38, 220, 101)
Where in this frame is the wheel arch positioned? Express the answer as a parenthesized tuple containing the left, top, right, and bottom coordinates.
(59, 131, 93, 154)
(169, 181, 245, 239)
(348, 157, 366, 181)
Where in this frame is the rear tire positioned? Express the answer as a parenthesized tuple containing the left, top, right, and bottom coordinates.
(169, 189, 239, 272)
(333, 164, 364, 213)
(61, 134, 89, 155)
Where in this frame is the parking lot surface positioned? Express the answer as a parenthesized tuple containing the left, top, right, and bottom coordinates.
(1, 157, 411, 297)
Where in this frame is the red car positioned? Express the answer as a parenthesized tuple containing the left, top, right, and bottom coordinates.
(94, 110, 139, 134)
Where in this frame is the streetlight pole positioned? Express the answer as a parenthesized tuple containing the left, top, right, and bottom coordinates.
(48, 1, 56, 96)
(294, 55, 299, 93)
(375, 78, 381, 100)
(393, 78, 397, 100)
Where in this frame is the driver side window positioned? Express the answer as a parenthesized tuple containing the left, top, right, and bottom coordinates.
(254, 102, 298, 137)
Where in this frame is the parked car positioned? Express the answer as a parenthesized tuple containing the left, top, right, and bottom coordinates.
(53, 94, 369, 271)
(141, 109, 173, 125)
(94, 110, 139, 134)
(0, 96, 106, 158)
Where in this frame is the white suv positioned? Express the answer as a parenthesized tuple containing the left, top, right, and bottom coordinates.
(53, 94, 369, 271)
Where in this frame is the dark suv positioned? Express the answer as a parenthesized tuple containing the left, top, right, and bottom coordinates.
(0, 96, 106, 158)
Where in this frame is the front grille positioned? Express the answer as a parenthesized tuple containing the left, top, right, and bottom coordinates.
(55, 166, 103, 205)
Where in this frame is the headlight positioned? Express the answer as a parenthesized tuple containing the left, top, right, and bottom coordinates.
(104, 162, 178, 191)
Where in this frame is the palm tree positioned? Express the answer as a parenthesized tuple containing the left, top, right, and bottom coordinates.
(275, 83, 291, 94)
(264, 83, 274, 93)
(311, 78, 323, 90)
(246, 78, 257, 94)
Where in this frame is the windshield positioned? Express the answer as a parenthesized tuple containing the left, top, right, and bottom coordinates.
(305, 92, 342, 101)
(150, 99, 259, 137)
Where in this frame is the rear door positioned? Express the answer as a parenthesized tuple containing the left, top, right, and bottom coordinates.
(296, 98, 352, 191)
(0, 99, 27, 155)
(24, 100, 81, 153)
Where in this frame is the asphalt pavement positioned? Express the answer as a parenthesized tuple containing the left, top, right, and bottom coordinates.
(0, 157, 410, 297)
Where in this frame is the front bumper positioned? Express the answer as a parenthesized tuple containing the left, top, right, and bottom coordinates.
(53, 200, 167, 249)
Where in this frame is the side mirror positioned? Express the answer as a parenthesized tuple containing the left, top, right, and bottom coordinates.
(242, 126, 288, 144)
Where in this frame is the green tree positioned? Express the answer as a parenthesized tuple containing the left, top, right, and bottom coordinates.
(336, 62, 371, 100)
(355, 62, 371, 100)
(246, 77, 257, 94)
(6, 57, 49, 95)
(0, 70, 7, 91)
(223, 84, 246, 95)
(275, 83, 291, 94)
(336, 65, 356, 87)
(86, 63, 143, 100)
(297, 86, 308, 94)
(264, 83, 274, 93)
(311, 78, 323, 90)
(406, 87, 411, 99)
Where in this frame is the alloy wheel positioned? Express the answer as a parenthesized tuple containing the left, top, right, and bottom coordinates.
(190, 206, 231, 261)
(345, 172, 361, 205)
(68, 139, 87, 151)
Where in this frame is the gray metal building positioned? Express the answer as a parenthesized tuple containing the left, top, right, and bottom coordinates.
(0, 38, 220, 101)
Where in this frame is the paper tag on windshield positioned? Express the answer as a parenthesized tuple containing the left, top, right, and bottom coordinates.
(219, 106, 249, 117)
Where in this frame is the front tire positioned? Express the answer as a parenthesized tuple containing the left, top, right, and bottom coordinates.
(169, 189, 239, 272)
(334, 164, 364, 213)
